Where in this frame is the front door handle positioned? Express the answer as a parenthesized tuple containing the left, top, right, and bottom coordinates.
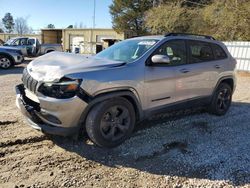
(214, 65, 221, 69)
(179, 69, 190, 73)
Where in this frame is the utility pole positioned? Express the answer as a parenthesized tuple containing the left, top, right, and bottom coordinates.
(93, 0, 96, 28)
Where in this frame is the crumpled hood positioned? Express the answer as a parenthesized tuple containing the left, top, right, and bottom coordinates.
(27, 52, 125, 82)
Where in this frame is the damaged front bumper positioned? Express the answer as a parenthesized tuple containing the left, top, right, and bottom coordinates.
(15, 84, 87, 136)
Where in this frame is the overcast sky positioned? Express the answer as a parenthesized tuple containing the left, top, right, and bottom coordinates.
(0, 0, 113, 31)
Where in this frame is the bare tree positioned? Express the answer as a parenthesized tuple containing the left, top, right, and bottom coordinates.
(79, 22, 83, 28)
(74, 22, 78, 29)
(0, 22, 4, 33)
(14, 17, 32, 35)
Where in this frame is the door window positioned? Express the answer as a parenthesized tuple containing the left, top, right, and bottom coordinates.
(13, 38, 28, 46)
(152, 40, 187, 65)
(28, 39, 35, 45)
(20, 38, 28, 45)
(188, 41, 214, 63)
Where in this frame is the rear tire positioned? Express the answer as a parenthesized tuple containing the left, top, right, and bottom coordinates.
(86, 97, 135, 148)
(0, 55, 13, 69)
(208, 83, 232, 116)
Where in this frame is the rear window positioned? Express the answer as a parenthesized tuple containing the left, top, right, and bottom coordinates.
(211, 44, 227, 60)
(188, 40, 214, 63)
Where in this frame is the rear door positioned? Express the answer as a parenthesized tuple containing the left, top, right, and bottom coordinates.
(175, 40, 220, 101)
(145, 39, 187, 109)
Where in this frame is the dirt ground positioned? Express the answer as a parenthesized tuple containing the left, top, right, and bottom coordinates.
(0, 61, 250, 188)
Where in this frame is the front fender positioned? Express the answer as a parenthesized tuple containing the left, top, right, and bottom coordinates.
(78, 90, 144, 128)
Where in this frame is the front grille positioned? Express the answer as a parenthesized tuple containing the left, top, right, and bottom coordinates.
(22, 68, 38, 93)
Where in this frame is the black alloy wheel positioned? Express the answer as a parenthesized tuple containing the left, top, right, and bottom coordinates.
(86, 97, 135, 148)
(208, 83, 232, 116)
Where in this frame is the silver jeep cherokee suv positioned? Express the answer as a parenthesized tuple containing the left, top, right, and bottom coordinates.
(16, 33, 236, 148)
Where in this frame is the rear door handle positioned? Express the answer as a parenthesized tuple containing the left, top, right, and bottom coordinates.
(214, 65, 221, 69)
(179, 69, 190, 73)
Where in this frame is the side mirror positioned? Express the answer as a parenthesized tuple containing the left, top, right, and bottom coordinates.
(151, 54, 170, 64)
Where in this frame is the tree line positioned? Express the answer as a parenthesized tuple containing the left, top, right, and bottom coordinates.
(0, 12, 90, 35)
(0, 13, 59, 35)
(1, 1, 249, 40)
(0, 13, 33, 35)
(110, 0, 250, 40)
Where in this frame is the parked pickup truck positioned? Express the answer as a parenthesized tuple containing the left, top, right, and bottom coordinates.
(3, 37, 63, 57)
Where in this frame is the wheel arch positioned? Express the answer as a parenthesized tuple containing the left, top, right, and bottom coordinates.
(45, 48, 55, 53)
(0, 52, 15, 63)
(220, 78, 234, 91)
(78, 89, 144, 130)
(214, 76, 235, 93)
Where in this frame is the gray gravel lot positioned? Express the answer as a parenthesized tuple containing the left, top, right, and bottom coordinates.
(0, 61, 250, 188)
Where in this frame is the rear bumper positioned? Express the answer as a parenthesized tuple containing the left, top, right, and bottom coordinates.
(15, 84, 81, 136)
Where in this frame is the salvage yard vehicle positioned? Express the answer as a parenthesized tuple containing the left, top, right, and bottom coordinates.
(16, 33, 236, 148)
(0, 46, 24, 69)
(4, 37, 62, 57)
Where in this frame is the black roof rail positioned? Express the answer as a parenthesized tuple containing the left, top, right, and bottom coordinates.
(165, 33, 216, 40)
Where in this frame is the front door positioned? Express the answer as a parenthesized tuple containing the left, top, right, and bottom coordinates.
(145, 40, 187, 109)
(12, 38, 28, 56)
(27, 38, 38, 56)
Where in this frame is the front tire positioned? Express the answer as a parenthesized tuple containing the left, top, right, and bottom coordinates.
(86, 97, 135, 148)
(208, 83, 232, 116)
(0, 55, 13, 69)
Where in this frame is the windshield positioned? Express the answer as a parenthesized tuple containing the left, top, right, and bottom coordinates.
(4, 38, 15, 45)
(95, 39, 158, 63)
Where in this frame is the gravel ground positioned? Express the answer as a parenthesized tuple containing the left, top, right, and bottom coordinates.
(0, 61, 250, 188)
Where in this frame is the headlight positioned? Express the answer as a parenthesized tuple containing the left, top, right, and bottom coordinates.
(38, 79, 81, 99)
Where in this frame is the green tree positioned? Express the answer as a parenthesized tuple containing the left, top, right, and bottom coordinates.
(202, 0, 250, 40)
(152, 0, 212, 7)
(180, 0, 212, 7)
(2, 13, 14, 33)
(145, 2, 189, 34)
(145, 0, 250, 40)
(109, 0, 154, 36)
(47, 24, 55, 29)
(67, 25, 73, 28)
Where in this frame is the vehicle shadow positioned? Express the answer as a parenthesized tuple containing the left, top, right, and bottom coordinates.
(52, 101, 250, 186)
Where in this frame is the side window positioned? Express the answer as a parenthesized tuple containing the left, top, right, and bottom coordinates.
(212, 44, 227, 60)
(153, 40, 187, 65)
(19, 38, 28, 45)
(28, 39, 35, 45)
(188, 41, 214, 63)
